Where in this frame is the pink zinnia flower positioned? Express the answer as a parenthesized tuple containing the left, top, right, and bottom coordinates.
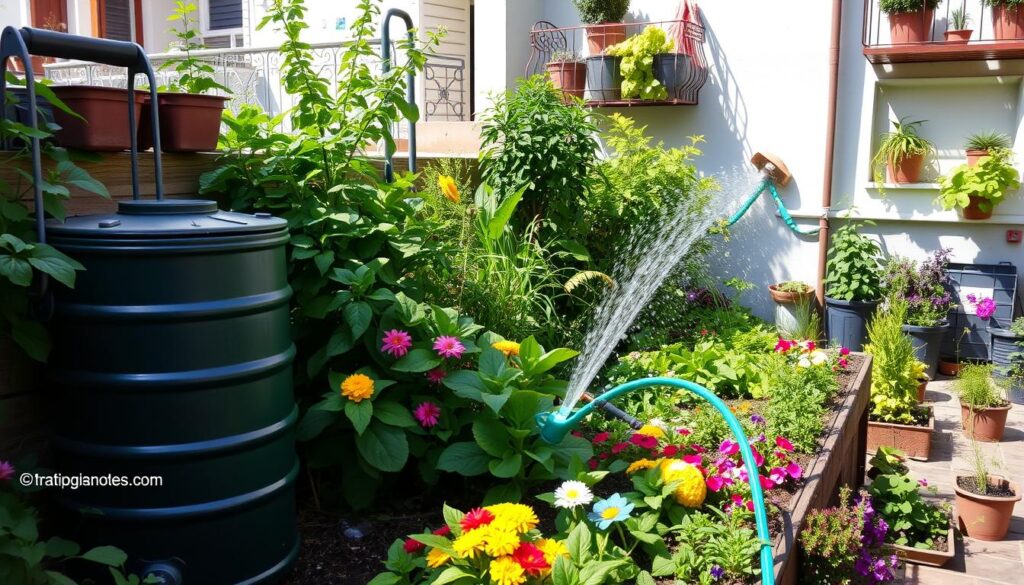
(677, 428, 692, 436)
(630, 434, 657, 449)
(751, 447, 764, 467)
(413, 402, 441, 428)
(719, 439, 740, 456)
(786, 462, 803, 480)
(775, 436, 794, 452)
(662, 445, 679, 457)
(611, 442, 629, 454)
(0, 461, 13, 481)
(840, 347, 851, 356)
(706, 475, 725, 491)
(381, 329, 413, 357)
(433, 335, 465, 359)
(425, 367, 447, 384)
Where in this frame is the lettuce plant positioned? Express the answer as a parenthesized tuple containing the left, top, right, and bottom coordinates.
(938, 147, 1020, 213)
(606, 26, 674, 100)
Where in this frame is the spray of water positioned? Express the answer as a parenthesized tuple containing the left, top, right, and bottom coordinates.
(560, 168, 762, 415)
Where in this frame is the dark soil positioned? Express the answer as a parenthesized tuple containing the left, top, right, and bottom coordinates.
(956, 475, 1017, 498)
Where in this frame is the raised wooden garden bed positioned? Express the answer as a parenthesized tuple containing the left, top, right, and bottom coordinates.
(773, 353, 872, 585)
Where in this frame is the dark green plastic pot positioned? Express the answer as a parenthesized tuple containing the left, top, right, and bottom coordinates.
(825, 297, 880, 352)
(902, 322, 947, 379)
(585, 55, 622, 102)
(989, 327, 1022, 368)
(46, 200, 298, 584)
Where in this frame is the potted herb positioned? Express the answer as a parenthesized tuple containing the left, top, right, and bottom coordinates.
(964, 130, 1011, 166)
(571, 0, 631, 55)
(945, 7, 973, 42)
(546, 51, 587, 101)
(769, 280, 814, 304)
(865, 298, 935, 460)
(881, 0, 942, 43)
(956, 364, 1011, 442)
(872, 118, 934, 184)
(988, 0, 1024, 40)
(953, 415, 1021, 540)
(938, 147, 1020, 219)
(879, 250, 955, 378)
(824, 222, 885, 351)
(867, 448, 954, 567)
(605, 26, 673, 100)
(144, 1, 230, 152)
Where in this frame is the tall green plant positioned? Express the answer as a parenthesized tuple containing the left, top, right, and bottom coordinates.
(824, 222, 884, 302)
(159, 1, 230, 94)
(872, 118, 932, 186)
(865, 299, 921, 424)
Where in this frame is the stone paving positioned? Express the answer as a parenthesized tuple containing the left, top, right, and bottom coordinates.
(900, 377, 1024, 585)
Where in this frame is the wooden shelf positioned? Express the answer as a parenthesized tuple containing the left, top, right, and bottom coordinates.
(863, 40, 1024, 64)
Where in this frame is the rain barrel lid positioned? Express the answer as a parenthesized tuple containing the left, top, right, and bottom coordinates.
(46, 199, 287, 238)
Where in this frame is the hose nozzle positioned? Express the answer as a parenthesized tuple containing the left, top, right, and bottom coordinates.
(751, 152, 792, 186)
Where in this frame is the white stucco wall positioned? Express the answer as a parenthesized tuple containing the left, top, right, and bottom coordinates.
(0, 0, 29, 28)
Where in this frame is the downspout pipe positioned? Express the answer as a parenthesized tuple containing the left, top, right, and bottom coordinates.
(817, 0, 843, 307)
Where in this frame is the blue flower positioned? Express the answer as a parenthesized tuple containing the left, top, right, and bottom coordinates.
(710, 565, 724, 581)
(588, 493, 634, 530)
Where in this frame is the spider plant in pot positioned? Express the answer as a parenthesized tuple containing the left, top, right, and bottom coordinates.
(571, 0, 631, 55)
(945, 7, 973, 42)
(953, 413, 1020, 541)
(938, 147, 1020, 220)
(964, 130, 1011, 166)
(873, 118, 933, 184)
(882, 0, 942, 44)
(546, 51, 587, 101)
(956, 364, 1011, 442)
(988, 0, 1024, 40)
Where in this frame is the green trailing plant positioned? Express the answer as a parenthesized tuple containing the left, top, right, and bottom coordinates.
(965, 130, 1010, 151)
(570, 0, 630, 24)
(938, 147, 1020, 213)
(879, 0, 942, 14)
(865, 299, 925, 425)
(867, 448, 950, 550)
(159, 1, 230, 94)
(949, 6, 970, 29)
(955, 363, 1004, 409)
(872, 118, 933, 182)
(605, 26, 674, 100)
(824, 222, 884, 302)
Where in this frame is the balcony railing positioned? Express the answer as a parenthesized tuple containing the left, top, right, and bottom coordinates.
(863, 0, 1024, 63)
(43, 41, 467, 128)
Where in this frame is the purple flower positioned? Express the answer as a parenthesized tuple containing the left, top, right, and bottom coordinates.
(918, 478, 928, 487)
(0, 461, 13, 481)
(976, 297, 997, 320)
(751, 414, 766, 425)
(710, 565, 724, 581)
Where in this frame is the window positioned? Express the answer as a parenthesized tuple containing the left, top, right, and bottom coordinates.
(93, 0, 144, 45)
(206, 0, 243, 31)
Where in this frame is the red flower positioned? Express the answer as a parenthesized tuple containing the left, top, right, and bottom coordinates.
(433, 525, 451, 536)
(662, 445, 679, 457)
(592, 432, 610, 444)
(598, 452, 609, 460)
(706, 475, 725, 491)
(630, 434, 657, 449)
(611, 442, 629, 454)
(404, 538, 425, 553)
(775, 436, 794, 452)
(460, 508, 495, 532)
(512, 542, 550, 576)
(588, 459, 598, 470)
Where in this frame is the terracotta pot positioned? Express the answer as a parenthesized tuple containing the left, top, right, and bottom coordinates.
(917, 379, 928, 403)
(889, 9, 935, 44)
(962, 194, 994, 220)
(961, 402, 1011, 442)
(954, 475, 1021, 541)
(943, 29, 972, 43)
(890, 526, 955, 567)
(148, 93, 228, 153)
(867, 409, 934, 461)
(938, 358, 961, 376)
(887, 153, 925, 183)
(585, 23, 627, 54)
(992, 5, 1024, 40)
(51, 86, 146, 151)
(768, 284, 814, 305)
(546, 61, 587, 101)
(966, 148, 989, 167)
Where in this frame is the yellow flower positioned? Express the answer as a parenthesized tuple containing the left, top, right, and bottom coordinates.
(660, 460, 707, 508)
(426, 548, 450, 568)
(438, 175, 460, 203)
(485, 503, 539, 534)
(636, 424, 665, 439)
(736, 402, 751, 414)
(489, 556, 527, 585)
(453, 528, 487, 559)
(340, 374, 374, 403)
(492, 340, 521, 357)
(537, 539, 569, 565)
(482, 526, 520, 557)
(626, 458, 661, 474)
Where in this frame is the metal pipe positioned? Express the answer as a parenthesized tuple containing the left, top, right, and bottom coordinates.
(380, 9, 417, 182)
(580, 392, 643, 429)
(817, 0, 844, 308)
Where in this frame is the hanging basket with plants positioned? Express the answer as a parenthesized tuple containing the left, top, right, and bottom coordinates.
(824, 222, 885, 352)
(938, 147, 1020, 220)
(964, 130, 1011, 166)
(988, 0, 1024, 40)
(571, 0, 631, 54)
(873, 117, 933, 184)
(881, 0, 942, 44)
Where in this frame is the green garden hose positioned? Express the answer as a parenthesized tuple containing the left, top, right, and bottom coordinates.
(727, 179, 819, 236)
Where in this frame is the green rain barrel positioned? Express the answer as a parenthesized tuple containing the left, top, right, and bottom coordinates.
(45, 199, 298, 584)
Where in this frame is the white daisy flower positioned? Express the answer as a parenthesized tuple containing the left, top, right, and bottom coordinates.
(554, 480, 594, 509)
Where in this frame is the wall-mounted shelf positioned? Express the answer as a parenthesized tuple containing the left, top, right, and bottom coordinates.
(587, 98, 698, 108)
(866, 182, 941, 191)
(782, 209, 1024, 225)
(864, 41, 1024, 65)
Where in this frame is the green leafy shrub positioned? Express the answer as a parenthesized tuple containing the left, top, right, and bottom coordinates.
(824, 222, 884, 302)
(867, 448, 950, 549)
(763, 365, 834, 452)
(571, 0, 630, 23)
(159, 1, 230, 94)
(938, 147, 1020, 214)
(879, 0, 942, 14)
(865, 300, 924, 424)
(605, 26, 673, 100)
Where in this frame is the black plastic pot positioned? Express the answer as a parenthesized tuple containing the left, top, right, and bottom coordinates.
(585, 55, 622, 102)
(902, 322, 948, 379)
(825, 297, 880, 352)
(989, 327, 1022, 368)
(653, 53, 696, 101)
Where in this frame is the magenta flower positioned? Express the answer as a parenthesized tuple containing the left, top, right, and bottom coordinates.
(840, 347, 851, 356)
(775, 436, 794, 452)
(976, 297, 996, 320)
(751, 447, 765, 467)
(682, 454, 703, 466)
(769, 467, 787, 485)
(759, 474, 775, 490)
(786, 461, 803, 480)
(413, 402, 441, 428)
(432, 335, 465, 359)
(706, 475, 725, 491)
(381, 329, 413, 357)
(719, 439, 740, 456)
(0, 461, 13, 481)
(918, 478, 928, 487)
(425, 367, 447, 384)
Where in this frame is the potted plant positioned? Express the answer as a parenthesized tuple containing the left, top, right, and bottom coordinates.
(879, 250, 955, 378)
(998, 359, 1024, 404)
(956, 364, 1011, 442)
(605, 26, 673, 100)
(953, 417, 1021, 540)
(584, 54, 623, 102)
(546, 51, 587, 101)
(872, 118, 934, 184)
(824, 222, 885, 351)
(867, 447, 954, 567)
(988, 0, 1024, 40)
(938, 147, 1020, 219)
(865, 298, 935, 460)
(945, 7, 973, 42)
(988, 315, 1023, 371)
(571, 0, 631, 55)
(769, 281, 816, 339)
(914, 362, 930, 403)
(142, 1, 230, 152)
(769, 280, 814, 304)
(964, 130, 1011, 166)
(882, 0, 942, 43)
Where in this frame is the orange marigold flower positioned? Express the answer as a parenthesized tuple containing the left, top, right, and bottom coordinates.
(492, 340, 521, 357)
(340, 374, 374, 403)
(626, 458, 660, 474)
(438, 175, 460, 203)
